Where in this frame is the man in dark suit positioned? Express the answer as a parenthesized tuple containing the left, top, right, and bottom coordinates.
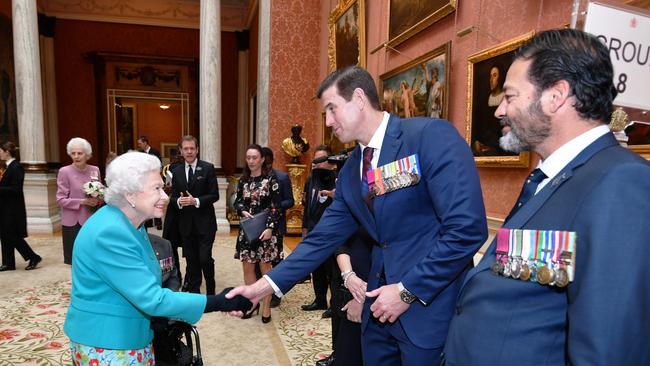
(443, 29, 650, 365)
(229, 66, 487, 365)
(137, 135, 161, 161)
(0, 141, 42, 271)
(301, 145, 336, 313)
(260, 147, 294, 308)
(170, 135, 219, 295)
(138, 135, 163, 230)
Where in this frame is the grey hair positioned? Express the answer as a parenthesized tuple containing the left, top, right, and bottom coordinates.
(66, 137, 93, 159)
(104, 152, 161, 208)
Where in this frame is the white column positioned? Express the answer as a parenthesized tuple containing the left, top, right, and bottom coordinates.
(13, 0, 60, 233)
(256, 0, 270, 146)
(199, 0, 221, 167)
(12, 0, 46, 167)
(199, 0, 228, 232)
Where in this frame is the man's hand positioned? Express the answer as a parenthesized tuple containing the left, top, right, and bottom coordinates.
(319, 188, 335, 198)
(178, 191, 196, 207)
(241, 211, 254, 219)
(366, 284, 410, 323)
(342, 298, 364, 323)
(226, 278, 275, 316)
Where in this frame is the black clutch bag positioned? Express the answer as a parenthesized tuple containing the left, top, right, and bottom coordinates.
(240, 211, 269, 244)
(334, 285, 354, 318)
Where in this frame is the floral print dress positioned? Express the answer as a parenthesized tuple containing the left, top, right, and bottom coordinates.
(234, 174, 283, 263)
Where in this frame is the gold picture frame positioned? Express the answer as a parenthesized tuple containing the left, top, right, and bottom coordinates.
(466, 31, 534, 168)
(328, 0, 366, 72)
(387, 0, 456, 48)
(379, 42, 451, 120)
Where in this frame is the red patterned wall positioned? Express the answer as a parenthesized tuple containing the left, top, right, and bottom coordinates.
(267, 1, 322, 170)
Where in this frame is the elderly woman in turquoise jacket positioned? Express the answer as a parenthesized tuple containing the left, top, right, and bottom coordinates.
(64, 152, 251, 366)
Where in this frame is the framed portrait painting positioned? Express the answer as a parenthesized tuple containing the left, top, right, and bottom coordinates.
(466, 32, 534, 168)
(379, 42, 451, 120)
(328, 0, 366, 71)
(388, 0, 456, 47)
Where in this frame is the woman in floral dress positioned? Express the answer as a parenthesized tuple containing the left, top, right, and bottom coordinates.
(234, 144, 282, 323)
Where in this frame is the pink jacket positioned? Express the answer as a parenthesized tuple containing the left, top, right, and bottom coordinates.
(56, 164, 101, 227)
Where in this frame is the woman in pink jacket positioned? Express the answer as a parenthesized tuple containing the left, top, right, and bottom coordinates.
(56, 137, 102, 265)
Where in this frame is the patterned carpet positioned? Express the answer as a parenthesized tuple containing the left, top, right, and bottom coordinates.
(0, 234, 332, 366)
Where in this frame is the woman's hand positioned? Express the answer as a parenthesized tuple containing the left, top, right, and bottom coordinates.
(346, 274, 367, 303)
(259, 228, 272, 241)
(82, 197, 101, 207)
(241, 211, 254, 219)
(341, 298, 364, 323)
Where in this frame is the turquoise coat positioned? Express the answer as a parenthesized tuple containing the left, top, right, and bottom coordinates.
(64, 205, 206, 349)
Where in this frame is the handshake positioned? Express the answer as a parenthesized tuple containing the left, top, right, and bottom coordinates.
(204, 287, 254, 314)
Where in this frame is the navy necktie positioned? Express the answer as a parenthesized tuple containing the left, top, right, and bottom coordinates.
(188, 165, 194, 183)
(361, 147, 374, 206)
(505, 168, 547, 222)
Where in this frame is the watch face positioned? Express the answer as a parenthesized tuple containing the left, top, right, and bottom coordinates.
(400, 290, 416, 304)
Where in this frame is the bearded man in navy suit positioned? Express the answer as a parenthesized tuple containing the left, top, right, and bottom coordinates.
(229, 66, 487, 365)
(443, 29, 650, 365)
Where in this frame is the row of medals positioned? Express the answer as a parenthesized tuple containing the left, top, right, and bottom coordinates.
(491, 256, 569, 287)
(371, 172, 420, 197)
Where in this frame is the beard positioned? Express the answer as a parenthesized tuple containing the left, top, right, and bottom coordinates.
(499, 98, 551, 153)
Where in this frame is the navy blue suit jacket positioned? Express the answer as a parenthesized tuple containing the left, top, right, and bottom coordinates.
(444, 132, 650, 365)
(268, 115, 487, 348)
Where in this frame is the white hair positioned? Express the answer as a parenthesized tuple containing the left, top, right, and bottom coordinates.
(66, 137, 93, 158)
(104, 152, 161, 208)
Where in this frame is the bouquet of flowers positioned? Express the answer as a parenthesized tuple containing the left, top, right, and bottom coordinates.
(82, 181, 105, 198)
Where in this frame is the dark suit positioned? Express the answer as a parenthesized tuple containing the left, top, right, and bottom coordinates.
(302, 173, 336, 307)
(268, 115, 487, 365)
(146, 146, 161, 161)
(170, 160, 219, 294)
(272, 169, 294, 236)
(0, 160, 39, 268)
(444, 132, 650, 365)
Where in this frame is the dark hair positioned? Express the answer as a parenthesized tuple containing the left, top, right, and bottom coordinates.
(314, 144, 331, 155)
(137, 135, 149, 144)
(316, 66, 380, 110)
(515, 28, 617, 122)
(180, 135, 198, 148)
(243, 143, 270, 177)
(261, 146, 274, 169)
(0, 141, 18, 158)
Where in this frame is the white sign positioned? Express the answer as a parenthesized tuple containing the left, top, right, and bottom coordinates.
(584, 2, 650, 110)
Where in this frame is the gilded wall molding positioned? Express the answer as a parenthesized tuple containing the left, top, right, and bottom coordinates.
(41, 0, 248, 30)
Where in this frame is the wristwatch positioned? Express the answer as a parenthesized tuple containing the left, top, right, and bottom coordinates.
(399, 285, 417, 304)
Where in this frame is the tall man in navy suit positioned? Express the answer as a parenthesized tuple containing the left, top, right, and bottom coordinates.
(443, 29, 650, 365)
(171, 135, 219, 295)
(229, 66, 487, 365)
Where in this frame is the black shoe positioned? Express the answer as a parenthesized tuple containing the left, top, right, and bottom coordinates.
(321, 308, 332, 319)
(315, 353, 335, 366)
(270, 295, 281, 308)
(0, 265, 16, 272)
(25, 256, 42, 271)
(301, 301, 328, 311)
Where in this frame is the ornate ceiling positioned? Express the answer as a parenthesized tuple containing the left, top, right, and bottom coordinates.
(38, 0, 251, 30)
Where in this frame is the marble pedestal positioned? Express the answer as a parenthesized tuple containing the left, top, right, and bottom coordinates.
(24, 172, 61, 233)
